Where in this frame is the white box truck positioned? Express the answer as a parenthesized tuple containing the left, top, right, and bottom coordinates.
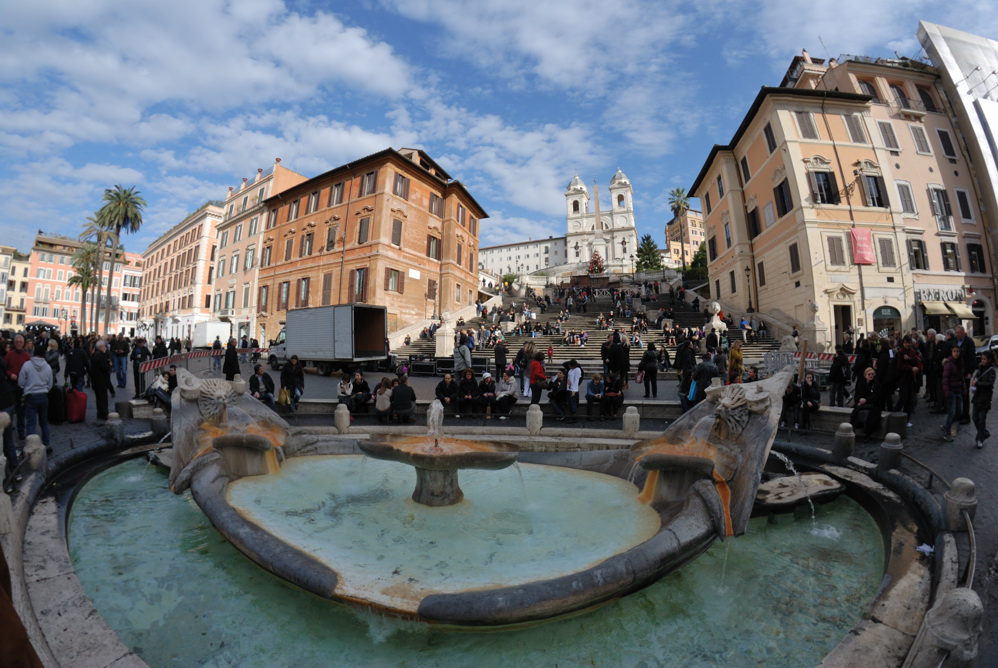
(268, 304, 392, 375)
(191, 321, 231, 349)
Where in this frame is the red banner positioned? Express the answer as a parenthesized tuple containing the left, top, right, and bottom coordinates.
(851, 228, 875, 264)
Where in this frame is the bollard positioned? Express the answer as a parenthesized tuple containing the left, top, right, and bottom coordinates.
(907, 587, 984, 666)
(622, 406, 640, 438)
(526, 404, 543, 436)
(106, 412, 125, 446)
(883, 411, 908, 439)
(150, 407, 169, 438)
(831, 422, 855, 462)
(114, 399, 133, 419)
(24, 435, 46, 471)
(944, 478, 977, 532)
(877, 432, 903, 477)
(231, 374, 247, 395)
(334, 403, 351, 434)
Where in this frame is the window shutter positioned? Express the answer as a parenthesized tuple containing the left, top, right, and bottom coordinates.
(384, 267, 391, 291)
(294, 279, 301, 308)
(321, 273, 332, 305)
(348, 270, 356, 303)
(827, 172, 840, 204)
(876, 177, 890, 208)
(808, 172, 820, 202)
(426, 235, 432, 257)
(399, 271, 405, 294)
(878, 122, 899, 150)
(359, 270, 367, 302)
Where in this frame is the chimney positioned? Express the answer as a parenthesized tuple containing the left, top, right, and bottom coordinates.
(802, 49, 812, 64)
(276, 158, 281, 164)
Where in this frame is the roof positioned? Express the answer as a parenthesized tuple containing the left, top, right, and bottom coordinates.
(689, 87, 871, 195)
(481, 236, 566, 251)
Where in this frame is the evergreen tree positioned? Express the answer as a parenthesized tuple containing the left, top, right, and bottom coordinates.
(587, 251, 605, 275)
(685, 243, 708, 279)
(635, 234, 663, 272)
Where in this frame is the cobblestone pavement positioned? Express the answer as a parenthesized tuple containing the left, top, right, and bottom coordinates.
(11, 362, 998, 666)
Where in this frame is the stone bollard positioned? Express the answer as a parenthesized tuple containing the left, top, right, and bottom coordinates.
(115, 399, 133, 419)
(150, 407, 169, 438)
(24, 435, 46, 472)
(231, 374, 247, 395)
(622, 406, 640, 438)
(883, 411, 908, 439)
(105, 412, 124, 446)
(831, 422, 855, 462)
(906, 587, 983, 667)
(944, 478, 977, 532)
(877, 432, 903, 477)
(334, 403, 351, 434)
(526, 404, 543, 435)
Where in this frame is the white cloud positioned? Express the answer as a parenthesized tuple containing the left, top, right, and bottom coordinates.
(479, 212, 562, 247)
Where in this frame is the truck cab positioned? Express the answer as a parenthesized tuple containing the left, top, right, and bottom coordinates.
(268, 329, 288, 370)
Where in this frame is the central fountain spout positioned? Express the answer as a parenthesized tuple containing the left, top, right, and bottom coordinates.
(359, 400, 519, 506)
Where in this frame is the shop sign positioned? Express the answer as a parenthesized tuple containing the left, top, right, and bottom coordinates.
(914, 288, 967, 302)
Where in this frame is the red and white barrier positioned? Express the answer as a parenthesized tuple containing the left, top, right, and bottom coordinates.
(139, 348, 269, 373)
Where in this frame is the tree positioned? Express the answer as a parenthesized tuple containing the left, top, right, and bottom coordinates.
(685, 243, 708, 280)
(668, 187, 691, 271)
(69, 243, 100, 335)
(97, 185, 145, 334)
(635, 234, 664, 272)
(587, 250, 605, 275)
(79, 214, 109, 325)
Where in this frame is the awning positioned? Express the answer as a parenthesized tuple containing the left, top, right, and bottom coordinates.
(947, 302, 977, 319)
(922, 301, 950, 315)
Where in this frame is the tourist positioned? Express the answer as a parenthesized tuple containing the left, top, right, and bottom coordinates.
(66, 338, 90, 392)
(585, 373, 603, 418)
(457, 368, 480, 417)
(348, 371, 372, 414)
(374, 376, 393, 423)
(548, 368, 570, 419)
(827, 346, 850, 407)
(389, 374, 416, 423)
(799, 372, 821, 431)
(745, 367, 760, 383)
(851, 367, 883, 438)
(90, 339, 113, 421)
(453, 332, 472, 373)
(212, 336, 223, 372)
(435, 372, 459, 416)
(280, 355, 305, 416)
(479, 372, 497, 418)
(336, 373, 353, 412)
(971, 350, 995, 449)
(130, 338, 152, 398)
(18, 344, 54, 447)
(112, 335, 130, 388)
(780, 379, 801, 429)
(514, 341, 535, 399)
(4, 334, 31, 439)
(895, 336, 923, 426)
(528, 352, 547, 406)
(728, 340, 744, 385)
(44, 339, 61, 377)
(495, 370, 518, 419)
(639, 343, 658, 399)
(691, 353, 720, 406)
(249, 364, 276, 409)
(941, 346, 965, 442)
(565, 360, 581, 422)
(953, 325, 976, 425)
(1, 354, 17, 492)
(493, 339, 508, 376)
(223, 338, 240, 382)
(601, 371, 624, 418)
(608, 332, 630, 390)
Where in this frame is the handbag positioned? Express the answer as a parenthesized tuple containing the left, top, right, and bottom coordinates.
(636, 370, 645, 384)
(687, 379, 698, 402)
(277, 388, 290, 406)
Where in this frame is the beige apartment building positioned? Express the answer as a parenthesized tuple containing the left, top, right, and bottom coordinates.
(139, 203, 223, 341)
(213, 160, 306, 344)
(692, 51, 993, 348)
(665, 209, 704, 268)
(5, 252, 30, 330)
(0, 245, 13, 329)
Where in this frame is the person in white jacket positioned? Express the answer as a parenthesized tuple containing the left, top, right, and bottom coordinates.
(18, 345, 54, 447)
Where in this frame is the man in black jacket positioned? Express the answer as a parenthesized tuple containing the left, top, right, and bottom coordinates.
(90, 339, 113, 421)
(249, 364, 276, 409)
(112, 335, 130, 389)
(828, 346, 850, 407)
(390, 374, 417, 422)
(67, 337, 91, 392)
(954, 325, 976, 424)
(222, 338, 240, 381)
(493, 340, 508, 376)
(435, 373, 459, 415)
(130, 338, 152, 399)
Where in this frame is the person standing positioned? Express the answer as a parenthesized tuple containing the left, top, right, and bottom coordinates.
(953, 325, 976, 425)
(827, 345, 850, 407)
(895, 336, 923, 427)
(152, 336, 168, 360)
(112, 335, 130, 389)
(223, 338, 240, 381)
(18, 344, 54, 448)
(528, 352, 547, 405)
(640, 343, 658, 398)
(493, 339, 508, 377)
(90, 339, 113, 421)
(280, 355, 305, 416)
(691, 353, 720, 406)
(130, 338, 152, 399)
(4, 334, 31, 439)
(566, 359, 582, 422)
(212, 336, 223, 372)
(971, 350, 996, 449)
(942, 346, 965, 442)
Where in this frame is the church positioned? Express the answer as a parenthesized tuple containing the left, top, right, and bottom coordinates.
(479, 169, 639, 276)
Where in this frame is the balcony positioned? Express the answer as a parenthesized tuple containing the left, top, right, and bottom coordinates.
(889, 97, 927, 121)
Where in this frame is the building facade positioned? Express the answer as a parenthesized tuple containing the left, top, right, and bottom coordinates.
(0, 246, 12, 329)
(664, 209, 705, 268)
(5, 252, 30, 330)
(692, 67, 992, 348)
(212, 159, 306, 343)
(480, 236, 567, 276)
(254, 148, 487, 340)
(565, 170, 639, 271)
(139, 203, 223, 341)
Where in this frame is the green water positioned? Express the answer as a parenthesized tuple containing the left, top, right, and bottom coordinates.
(69, 458, 884, 667)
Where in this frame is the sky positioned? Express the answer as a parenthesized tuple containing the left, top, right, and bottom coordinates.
(1, 0, 996, 257)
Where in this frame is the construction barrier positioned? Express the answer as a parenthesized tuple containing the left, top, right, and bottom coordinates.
(136, 349, 269, 397)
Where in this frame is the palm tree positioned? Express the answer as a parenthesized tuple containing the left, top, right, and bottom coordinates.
(97, 185, 146, 335)
(79, 214, 109, 320)
(668, 188, 691, 272)
(69, 243, 100, 335)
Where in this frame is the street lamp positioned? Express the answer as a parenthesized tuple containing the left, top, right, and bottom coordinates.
(745, 266, 754, 313)
(629, 254, 634, 273)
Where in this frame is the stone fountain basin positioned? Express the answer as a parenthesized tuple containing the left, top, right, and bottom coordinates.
(358, 435, 519, 471)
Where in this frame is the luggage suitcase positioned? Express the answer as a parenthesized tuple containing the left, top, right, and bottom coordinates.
(66, 389, 88, 423)
(48, 385, 67, 425)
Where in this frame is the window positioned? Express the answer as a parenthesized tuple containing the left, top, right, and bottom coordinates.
(469, 217, 478, 236)
(714, 279, 721, 299)
(757, 261, 766, 287)
(795, 111, 819, 139)
(789, 243, 801, 274)
(429, 193, 444, 217)
(458, 205, 466, 226)
(307, 191, 320, 213)
(454, 283, 461, 303)
(427, 235, 441, 260)
(907, 239, 928, 270)
(716, 175, 725, 200)
(295, 277, 310, 308)
(773, 179, 793, 217)
(257, 187, 266, 203)
(329, 182, 345, 207)
(220, 231, 229, 248)
(764, 123, 777, 153)
(929, 187, 954, 231)
(233, 225, 243, 243)
(299, 232, 313, 257)
(249, 216, 258, 236)
(858, 80, 881, 102)
(740, 157, 751, 182)
(427, 279, 437, 301)
(242, 284, 250, 309)
(391, 218, 403, 246)
(357, 217, 370, 244)
(261, 246, 272, 267)
(937, 129, 957, 159)
(267, 209, 278, 229)
(877, 238, 897, 268)
(910, 125, 932, 154)
(878, 121, 900, 151)
(955, 189, 974, 222)
(917, 87, 938, 113)
(321, 273, 332, 306)
(843, 114, 867, 143)
(703, 191, 712, 215)
(723, 222, 731, 249)
(890, 84, 910, 109)
(810, 171, 840, 204)
(941, 242, 961, 271)
(729, 270, 736, 294)
(326, 227, 338, 251)
(968, 243, 986, 273)
(827, 235, 846, 266)
(861, 175, 889, 208)
(896, 181, 917, 215)
(360, 171, 378, 196)
(288, 199, 300, 221)
(746, 208, 761, 239)
(707, 237, 717, 261)
(279, 281, 290, 310)
(284, 238, 293, 261)
(349, 268, 368, 303)
(385, 268, 405, 293)
(763, 202, 775, 229)
(230, 252, 240, 273)
(393, 173, 410, 200)
(218, 258, 226, 277)
(456, 243, 463, 266)
(245, 246, 255, 271)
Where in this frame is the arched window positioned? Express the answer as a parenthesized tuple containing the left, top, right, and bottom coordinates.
(873, 306, 901, 337)
(617, 194, 625, 207)
(572, 201, 579, 213)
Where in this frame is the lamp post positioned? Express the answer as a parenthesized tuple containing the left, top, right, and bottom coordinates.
(745, 266, 754, 313)
(630, 254, 634, 274)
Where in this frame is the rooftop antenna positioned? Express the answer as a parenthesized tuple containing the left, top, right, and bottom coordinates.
(287, 118, 310, 173)
(818, 35, 830, 61)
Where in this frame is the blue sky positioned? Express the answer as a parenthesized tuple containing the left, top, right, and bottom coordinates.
(1, 0, 995, 256)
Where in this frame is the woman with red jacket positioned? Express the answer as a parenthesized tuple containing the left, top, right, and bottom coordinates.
(528, 352, 547, 405)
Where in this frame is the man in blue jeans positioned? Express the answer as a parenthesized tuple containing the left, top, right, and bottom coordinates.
(942, 346, 964, 441)
(18, 345, 54, 448)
